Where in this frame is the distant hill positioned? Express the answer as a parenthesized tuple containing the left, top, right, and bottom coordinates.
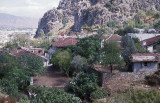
(0, 13, 38, 28)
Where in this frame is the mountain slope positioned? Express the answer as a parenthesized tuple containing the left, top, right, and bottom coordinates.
(35, 0, 160, 37)
(0, 13, 38, 28)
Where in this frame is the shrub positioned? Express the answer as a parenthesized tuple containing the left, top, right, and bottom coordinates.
(65, 72, 99, 97)
(29, 86, 82, 103)
(91, 88, 108, 99)
(70, 55, 88, 74)
(106, 89, 160, 103)
(145, 70, 160, 86)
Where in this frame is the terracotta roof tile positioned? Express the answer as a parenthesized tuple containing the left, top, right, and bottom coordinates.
(100, 35, 121, 41)
(142, 35, 160, 46)
(52, 38, 79, 47)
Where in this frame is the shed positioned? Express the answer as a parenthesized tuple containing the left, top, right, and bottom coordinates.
(131, 53, 158, 72)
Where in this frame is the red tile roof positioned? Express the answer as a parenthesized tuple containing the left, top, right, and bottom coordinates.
(142, 35, 160, 46)
(100, 34, 121, 41)
(10, 48, 44, 57)
(10, 49, 32, 57)
(131, 53, 158, 62)
(52, 38, 79, 47)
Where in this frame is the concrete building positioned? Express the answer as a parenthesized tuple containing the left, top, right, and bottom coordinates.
(128, 33, 160, 41)
(100, 34, 123, 49)
(131, 53, 158, 72)
(142, 35, 160, 53)
(48, 37, 79, 58)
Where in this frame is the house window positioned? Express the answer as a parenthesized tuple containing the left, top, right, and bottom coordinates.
(143, 62, 149, 67)
(38, 50, 42, 53)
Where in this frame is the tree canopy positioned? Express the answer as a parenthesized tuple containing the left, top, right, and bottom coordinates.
(29, 86, 82, 103)
(18, 54, 45, 75)
(101, 41, 123, 73)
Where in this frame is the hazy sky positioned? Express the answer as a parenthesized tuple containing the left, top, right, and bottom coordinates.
(0, 0, 60, 18)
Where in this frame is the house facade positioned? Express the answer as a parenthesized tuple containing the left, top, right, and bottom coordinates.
(131, 53, 158, 72)
(100, 34, 122, 48)
(142, 35, 160, 53)
(10, 47, 48, 66)
(48, 37, 79, 58)
(128, 33, 160, 41)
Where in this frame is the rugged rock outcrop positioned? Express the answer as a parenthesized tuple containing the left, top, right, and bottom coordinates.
(35, 0, 160, 37)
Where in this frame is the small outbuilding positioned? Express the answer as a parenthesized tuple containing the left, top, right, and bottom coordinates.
(131, 53, 158, 72)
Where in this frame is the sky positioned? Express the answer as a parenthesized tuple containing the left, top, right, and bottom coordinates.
(0, 0, 60, 18)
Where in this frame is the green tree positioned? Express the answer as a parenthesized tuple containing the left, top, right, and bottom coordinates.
(12, 34, 30, 47)
(75, 37, 100, 59)
(70, 55, 88, 74)
(154, 20, 160, 29)
(107, 20, 119, 28)
(29, 86, 82, 103)
(97, 28, 106, 36)
(65, 72, 99, 97)
(18, 54, 45, 75)
(39, 29, 45, 37)
(50, 49, 62, 68)
(121, 35, 137, 70)
(114, 26, 135, 36)
(146, 10, 155, 16)
(101, 41, 122, 73)
(132, 38, 146, 53)
(154, 12, 160, 19)
(56, 50, 72, 77)
(0, 52, 30, 98)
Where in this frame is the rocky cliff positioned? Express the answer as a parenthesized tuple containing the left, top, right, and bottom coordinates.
(35, 0, 160, 37)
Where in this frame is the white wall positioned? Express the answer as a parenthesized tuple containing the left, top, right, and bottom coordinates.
(147, 46, 154, 53)
(128, 33, 160, 41)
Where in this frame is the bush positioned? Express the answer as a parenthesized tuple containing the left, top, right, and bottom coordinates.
(106, 89, 160, 103)
(91, 88, 108, 99)
(18, 54, 45, 75)
(19, 95, 30, 103)
(65, 72, 99, 97)
(0, 79, 19, 98)
(29, 86, 81, 103)
(145, 70, 160, 86)
(70, 55, 88, 74)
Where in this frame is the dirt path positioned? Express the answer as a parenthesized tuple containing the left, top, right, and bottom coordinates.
(33, 69, 70, 89)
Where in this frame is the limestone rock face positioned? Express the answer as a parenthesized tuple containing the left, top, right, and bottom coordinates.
(35, 0, 160, 37)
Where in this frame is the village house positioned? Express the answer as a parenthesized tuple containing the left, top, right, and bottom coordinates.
(10, 47, 48, 66)
(131, 53, 158, 72)
(128, 33, 160, 41)
(48, 37, 79, 58)
(100, 34, 122, 49)
(141, 35, 160, 53)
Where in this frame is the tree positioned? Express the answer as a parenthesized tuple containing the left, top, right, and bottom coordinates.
(0, 52, 30, 98)
(29, 86, 82, 103)
(70, 55, 88, 74)
(56, 50, 72, 77)
(132, 38, 146, 53)
(154, 20, 160, 29)
(123, 26, 135, 34)
(115, 26, 135, 36)
(50, 49, 62, 68)
(18, 54, 45, 75)
(146, 10, 155, 16)
(97, 28, 106, 37)
(75, 37, 100, 59)
(121, 35, 138, 70)
(12, 34, 30, 47)
(101, 41, 122, 73)
(154, 12, 160, 19)
(65, 72, 99, 97)
(39, 29, 45, 37)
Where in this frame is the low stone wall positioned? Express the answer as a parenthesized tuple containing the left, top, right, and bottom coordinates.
(102, 70, 157, 93)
